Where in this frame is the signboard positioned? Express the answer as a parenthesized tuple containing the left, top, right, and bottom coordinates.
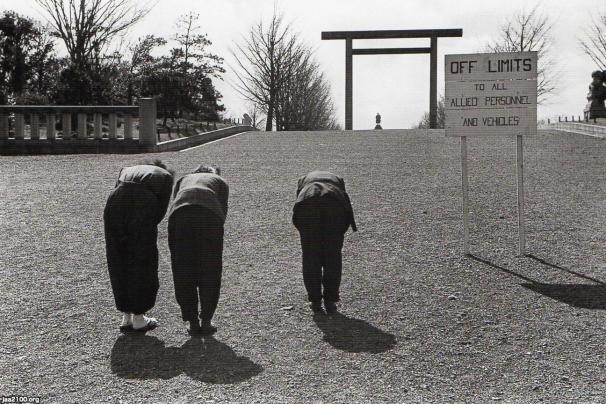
(445, 51, 537, 137)
(445, 52, 537, 256)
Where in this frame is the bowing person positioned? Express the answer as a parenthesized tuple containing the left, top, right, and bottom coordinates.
(104, 159, 174, 332)
(168, 165, 228, 336)
(293, 170, 357, 314)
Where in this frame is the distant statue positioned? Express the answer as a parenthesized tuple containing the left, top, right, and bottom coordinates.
(374, 113, 382, 130)
(584, 70, 606, 120)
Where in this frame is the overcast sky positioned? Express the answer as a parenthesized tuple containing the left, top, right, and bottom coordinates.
(3, 0, 604, 129)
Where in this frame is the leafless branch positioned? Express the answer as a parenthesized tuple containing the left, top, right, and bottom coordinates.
(35, 0, 153, 66)
(485, 5, 557, 103)
(230, 11, 338, 131)
(580, 13, 606, 70)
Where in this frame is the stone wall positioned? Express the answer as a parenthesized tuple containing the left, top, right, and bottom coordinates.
(156, 126, 256, 152)
(0, 125, 256, 155)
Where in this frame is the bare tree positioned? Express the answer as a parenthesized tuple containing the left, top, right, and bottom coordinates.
(580, 13, 606, 69)
(231, 12, 338, 131)
(415, 95, 445, 129)
(246, 102, 266, 130)
(276, 51, 340, 131)
(35, 0, 153, 67)
(231, 13, 301, 131)
(231, 13, 293, 131)
(485, 6, 556, 103)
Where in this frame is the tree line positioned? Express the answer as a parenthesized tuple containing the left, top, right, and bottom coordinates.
(0, 1, 225, 125)
(0, 0, 340, 131)
(5, 2, 606, 131)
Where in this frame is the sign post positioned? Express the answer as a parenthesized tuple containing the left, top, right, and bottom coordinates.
(461, 136, 470, 255)
(444, 51, 537, 256)
(516, 134, 525, 256)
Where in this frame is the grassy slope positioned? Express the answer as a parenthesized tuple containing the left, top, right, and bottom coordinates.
(1, 129, 606, 402)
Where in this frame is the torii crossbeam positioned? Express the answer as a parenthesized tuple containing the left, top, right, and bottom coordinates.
(321, 29, 463, 129)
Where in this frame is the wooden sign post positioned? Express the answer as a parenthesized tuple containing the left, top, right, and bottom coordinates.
(444, 51, 538, 256)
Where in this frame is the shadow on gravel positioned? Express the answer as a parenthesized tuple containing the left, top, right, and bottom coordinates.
(521, 283, 606, 309)
(526, 254, 606, 285)
(469, 254, 606, 309)
(467, 254, 536, 283)
(313, 313, 396, 353)
(110, 334, 263, 383)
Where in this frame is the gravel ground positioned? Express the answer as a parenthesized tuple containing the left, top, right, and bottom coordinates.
(1, 129, 606, 403)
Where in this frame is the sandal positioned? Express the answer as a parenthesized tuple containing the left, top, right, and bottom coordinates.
(132, 318, 159, 332)
(199, 322, 217, 336)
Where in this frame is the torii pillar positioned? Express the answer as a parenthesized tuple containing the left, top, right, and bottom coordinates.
(322, 29, 463, 129)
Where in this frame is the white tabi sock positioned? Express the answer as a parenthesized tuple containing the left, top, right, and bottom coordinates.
(133, 314, 156, 329)
(121, 312, 132, 327)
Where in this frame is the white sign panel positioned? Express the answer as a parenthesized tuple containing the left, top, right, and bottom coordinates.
(445, 51, 537, 137)
(445, 52, 537, 81)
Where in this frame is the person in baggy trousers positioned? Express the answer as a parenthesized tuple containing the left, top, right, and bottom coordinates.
(292, 171, 357, 314)
(104, 160, 174, 332)
(168, 165, 228, 335)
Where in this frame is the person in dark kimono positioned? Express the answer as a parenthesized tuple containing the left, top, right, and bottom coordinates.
(292, 171, 357, 314)
(103, 160, 174, 332)
(168, 165, 228, 336)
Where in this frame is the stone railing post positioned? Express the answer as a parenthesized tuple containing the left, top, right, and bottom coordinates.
(15, 113, 24, 140)
(47, 113, 56, 140)
(124, 114, 133, 140)
(62, 112, 71, 139)
(77, 113, 87, 139)
(0, 110, 8, 139)
(31, 114, 40, 140)
(138, 98, 157, 146)
(93, 113, 102, 139)
(108, 113, 117, 139)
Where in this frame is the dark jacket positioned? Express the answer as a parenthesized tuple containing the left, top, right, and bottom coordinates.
(115, 164, 174, 223)
(168, 173, 229, 223)
(293, 170, 357, 232)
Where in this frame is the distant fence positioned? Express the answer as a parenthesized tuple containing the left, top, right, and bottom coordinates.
(0, 98, 255, 155)
(539, 121, 606, 139)
(542, 115, 606, 125)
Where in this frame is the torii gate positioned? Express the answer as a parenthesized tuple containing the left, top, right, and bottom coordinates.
(321, 29, 463, 129)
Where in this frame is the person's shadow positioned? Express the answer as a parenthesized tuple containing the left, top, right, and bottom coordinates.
(313, 313, 397, 353)
(110, 334, 263, 384)
(179, 337, 263, 383)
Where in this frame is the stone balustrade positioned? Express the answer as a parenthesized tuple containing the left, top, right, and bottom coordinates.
(0, 98, 158, 154)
